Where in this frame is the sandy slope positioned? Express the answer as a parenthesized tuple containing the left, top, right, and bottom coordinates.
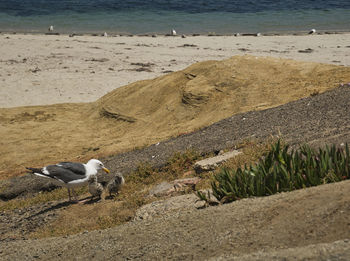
(1, 56, 349, 178)
(1, 180, 349, 260)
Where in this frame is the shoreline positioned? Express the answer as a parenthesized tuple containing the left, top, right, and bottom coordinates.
(1, 29, 350, 37)
(1, 32, 350, 108)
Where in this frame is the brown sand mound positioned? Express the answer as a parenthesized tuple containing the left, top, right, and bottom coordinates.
(1, 55, 350, 178)
(98, 55, 349, 127)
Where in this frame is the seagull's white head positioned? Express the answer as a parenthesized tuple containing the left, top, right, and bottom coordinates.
(87, 159, 110, 173)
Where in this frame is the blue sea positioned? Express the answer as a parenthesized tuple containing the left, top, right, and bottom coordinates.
(0, 0, 349, 34)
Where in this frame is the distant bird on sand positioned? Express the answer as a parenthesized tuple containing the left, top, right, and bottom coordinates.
(103, 32, 108, 37)
(171, 29, 177, 36)
(106, 172, 125, 198)
(48, 25, 54, 32)
(27, 159, 110, 201)
(88, 175, 104, 200)
(308, 29, 316, 34)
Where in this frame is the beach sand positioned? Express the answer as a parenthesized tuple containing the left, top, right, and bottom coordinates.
(1, 32, 350, 108)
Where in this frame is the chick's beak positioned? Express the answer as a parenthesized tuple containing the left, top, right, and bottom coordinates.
(103, 167, 110, 173)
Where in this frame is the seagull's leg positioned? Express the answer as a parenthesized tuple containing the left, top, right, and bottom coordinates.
(67, 188, 72, 201)
(72, 188, 78, 201)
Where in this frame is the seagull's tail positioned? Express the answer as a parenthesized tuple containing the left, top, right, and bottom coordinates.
(26, 167, 51, 179)
(26, 167, 42, 174)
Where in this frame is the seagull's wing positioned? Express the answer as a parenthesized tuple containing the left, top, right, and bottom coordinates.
(56, 162, 86, 175)
(44, 163, 86, 183)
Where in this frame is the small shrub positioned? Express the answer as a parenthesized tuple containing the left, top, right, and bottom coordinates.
(199, 140, 350, 204)
(127, 162, 155, 184)
(164, 149, 201, 177)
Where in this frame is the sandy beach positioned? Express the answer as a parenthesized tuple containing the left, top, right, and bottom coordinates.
(1, 32, 350, 108)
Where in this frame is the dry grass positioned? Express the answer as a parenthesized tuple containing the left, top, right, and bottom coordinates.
(221, 138, 278, 169)
(0, 187, 87, 212)
(29, 200, 125, 238)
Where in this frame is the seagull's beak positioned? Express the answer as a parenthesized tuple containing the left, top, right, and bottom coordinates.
(102, 167, 110, 173)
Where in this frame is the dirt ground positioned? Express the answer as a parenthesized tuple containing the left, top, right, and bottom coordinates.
(1, 55, 350, 179)
(1, 180, 349, 260)
(0, 85, 350, 260)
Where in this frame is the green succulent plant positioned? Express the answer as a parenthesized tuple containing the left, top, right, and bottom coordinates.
(197, 140, 350, 204)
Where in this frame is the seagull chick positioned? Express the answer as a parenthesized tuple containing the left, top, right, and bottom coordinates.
(27, 159, 110, 202)
(88, 175, 104, 200)
(106, 172, 125, 198)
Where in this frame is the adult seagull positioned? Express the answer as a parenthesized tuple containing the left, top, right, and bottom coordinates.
(26, 159, 110, 201)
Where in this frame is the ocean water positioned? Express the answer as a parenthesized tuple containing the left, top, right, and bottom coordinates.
(0, 0, 349, 34)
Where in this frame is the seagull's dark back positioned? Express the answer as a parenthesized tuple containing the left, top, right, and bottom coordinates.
(56, 162, 86, 175)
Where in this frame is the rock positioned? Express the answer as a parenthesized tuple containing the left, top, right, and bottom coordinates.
(0, 175, 58, 200)
(148, 181, 174, 197)
(148, 177, 201, 197)
(194, 150, 242, 173)
(134, 193, 199, 221)
(298, 48, 314, 53)
(182, 170, 194, 177)
(173, 177, 201, 191)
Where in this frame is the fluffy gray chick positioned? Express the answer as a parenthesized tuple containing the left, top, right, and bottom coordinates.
(88, 175, 104, 200)
(106, 172, 125, 198)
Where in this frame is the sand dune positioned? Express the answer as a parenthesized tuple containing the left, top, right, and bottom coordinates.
(1, 55, 349, 178)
